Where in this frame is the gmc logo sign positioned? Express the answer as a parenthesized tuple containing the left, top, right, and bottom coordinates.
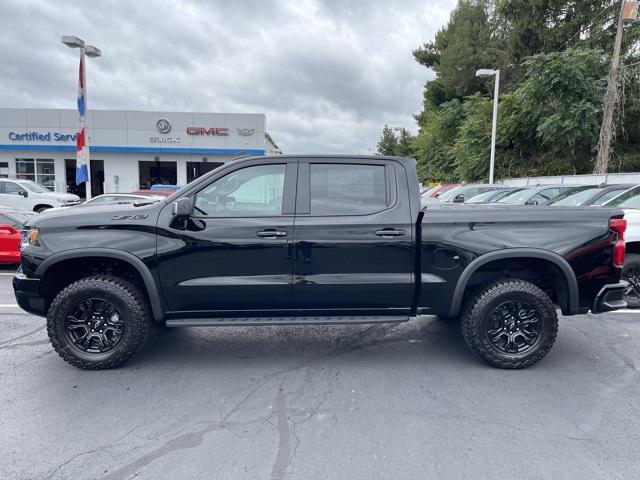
(186, 127, 229, 136)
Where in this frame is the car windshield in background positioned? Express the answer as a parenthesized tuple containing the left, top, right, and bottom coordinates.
(496, 188, 529, 204)
(467, 189, 509, 203)
(21, 181, 49, 193)
(603, 186, 640, 208)
(545, 187, 600, 206)
(591, 187, 633, 206)
(437, 186, 464, 202)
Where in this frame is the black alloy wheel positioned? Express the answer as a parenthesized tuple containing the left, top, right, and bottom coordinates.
(486, 300, 541, 354)
(64, 298, 125, 354)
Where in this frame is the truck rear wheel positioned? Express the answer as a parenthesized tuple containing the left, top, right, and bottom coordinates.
(460, 279, 558, 369)
(621, 253, 640, 308)
(47, 275, 151, 369)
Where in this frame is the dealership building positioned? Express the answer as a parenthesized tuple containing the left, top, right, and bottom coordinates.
(0, 108, 281, 196)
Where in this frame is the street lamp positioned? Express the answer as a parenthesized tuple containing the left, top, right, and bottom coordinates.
(61, 36, 101, 199)
(476, 68, 500, 184)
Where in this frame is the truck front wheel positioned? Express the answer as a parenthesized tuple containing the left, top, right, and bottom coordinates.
(460, 279, 558, 369)
(47, 275, 151, 369)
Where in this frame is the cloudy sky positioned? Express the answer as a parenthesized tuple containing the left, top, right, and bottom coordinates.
(0, 0, 455, 153)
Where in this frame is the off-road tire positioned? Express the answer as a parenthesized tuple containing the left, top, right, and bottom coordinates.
(621, 253, 640, 308)
(47, 275, 151, 369)
(461, 279, 558, 369)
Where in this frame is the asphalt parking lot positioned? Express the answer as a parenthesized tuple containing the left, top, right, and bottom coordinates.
(1, 266, 639, 480)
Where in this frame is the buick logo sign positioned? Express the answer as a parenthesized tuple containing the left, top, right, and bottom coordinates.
(237, 128, 255, 136)
(156, 118, 171, 134)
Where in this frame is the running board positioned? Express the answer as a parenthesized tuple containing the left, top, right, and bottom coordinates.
(165, 315, 411, 327)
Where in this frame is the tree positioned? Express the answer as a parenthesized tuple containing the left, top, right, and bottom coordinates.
(396, 128, 415, 157)
(376, 125, 398, 156)
(413, 0, 505, 108)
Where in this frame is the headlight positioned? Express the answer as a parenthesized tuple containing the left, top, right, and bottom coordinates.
(21, 228, 38, 249)
(57, 198, 68, 204)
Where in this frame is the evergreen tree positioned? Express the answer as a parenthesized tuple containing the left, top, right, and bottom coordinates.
(376, 125, 398, 156)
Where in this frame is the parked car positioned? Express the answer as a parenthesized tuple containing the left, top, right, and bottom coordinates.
(14, 155, 627, 370)
(438, 184, 500, 203)
(497, 185, 572, 205)
(0, 223, 21, 264)
(130, 189, 174, 197)
(544, 184, 634, 207)
(81, 193, 164, 206)
(425, 184, 459, 199)
(465, 187, 517, 204)
(0, 179, 80, 212)
(601, 185, 640, 307)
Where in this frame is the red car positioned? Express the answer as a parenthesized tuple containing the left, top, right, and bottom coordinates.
(426, 183, 459, 198)
(130, 189, 174, 197)
(0, 224, 21, 264)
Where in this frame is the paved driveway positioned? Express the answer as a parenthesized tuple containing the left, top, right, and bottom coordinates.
(1, 267, 639, 480)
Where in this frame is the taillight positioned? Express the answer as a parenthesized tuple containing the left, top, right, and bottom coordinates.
(610, 217, 627, 268)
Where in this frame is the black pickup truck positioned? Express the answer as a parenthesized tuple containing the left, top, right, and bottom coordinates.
(14, 155, 628, 370)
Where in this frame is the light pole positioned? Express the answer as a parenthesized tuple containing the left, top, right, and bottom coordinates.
(61, 36, 101, 199)
(476, 68, 500, 184)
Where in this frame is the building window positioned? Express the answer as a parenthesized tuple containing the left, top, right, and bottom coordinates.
(16, 158, 55, 190)
(139, 160, 177, 189)
(0, 162, 8, 178)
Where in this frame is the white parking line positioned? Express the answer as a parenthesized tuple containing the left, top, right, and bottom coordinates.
(0, 304, 20, 308)
(0, 273, 15, 276)
(610, 309, 640, 314)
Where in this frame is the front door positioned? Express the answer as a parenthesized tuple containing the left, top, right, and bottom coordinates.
(156, 160, 297, 315)
(0, 181, 27, 209)
(292, 159, 414, 315)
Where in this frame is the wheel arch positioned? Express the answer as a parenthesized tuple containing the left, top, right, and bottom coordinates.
(625, 241, 640, 255)
(33, 204, 53, 212)
(448, 248, 579, 317)
(35, 249, 164, 321)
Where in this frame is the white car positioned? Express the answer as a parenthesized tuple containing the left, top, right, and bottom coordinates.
(601, 185, 640, 307)
(0, 179, 80, 213)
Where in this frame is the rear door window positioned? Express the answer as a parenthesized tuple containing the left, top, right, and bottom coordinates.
(309, 163, 388, 215)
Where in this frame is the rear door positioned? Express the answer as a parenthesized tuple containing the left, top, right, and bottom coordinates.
(292, 159, 414, 315)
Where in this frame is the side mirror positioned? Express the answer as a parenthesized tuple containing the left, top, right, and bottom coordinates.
(453, 194, 465, 203)
(172, 197, 194, 217)
(0, 224, 18, 234)
(19, 190, 28, 197)
(526, 199, 538, 206)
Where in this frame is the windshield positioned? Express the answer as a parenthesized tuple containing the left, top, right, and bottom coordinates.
(545, 187, 599, 206)
(467, 189, 509, 203)
(591, 187, 632, 206)
(21, 181, 49, 193)
(603, 186, 640, 208)
(496, 187, 529, 204)
(437, 186, 464, 202)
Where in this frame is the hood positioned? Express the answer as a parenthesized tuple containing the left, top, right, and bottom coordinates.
(37, 192, 80, 202)
(27, 201, 164, 229)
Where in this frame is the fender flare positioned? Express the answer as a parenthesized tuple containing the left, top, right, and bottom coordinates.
(35, 248, 164, 321)
(448, 248, 579, 317)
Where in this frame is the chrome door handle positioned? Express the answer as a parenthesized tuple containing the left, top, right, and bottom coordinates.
(256, 230, 287, 238)
(375, 229, 406, 237)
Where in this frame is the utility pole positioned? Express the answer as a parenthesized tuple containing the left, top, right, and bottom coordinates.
(593, 0, 627, 174)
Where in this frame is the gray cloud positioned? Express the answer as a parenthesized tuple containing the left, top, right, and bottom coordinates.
(0, 0, 455, 153)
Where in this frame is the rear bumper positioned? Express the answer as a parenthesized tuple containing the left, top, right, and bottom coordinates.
(591, 281, 627, 314)
(12, 268, 46, 317)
